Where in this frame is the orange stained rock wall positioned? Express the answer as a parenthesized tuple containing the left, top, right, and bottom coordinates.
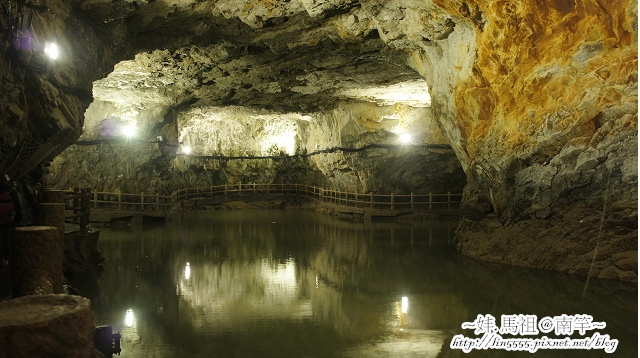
(433, 0, 637, 167)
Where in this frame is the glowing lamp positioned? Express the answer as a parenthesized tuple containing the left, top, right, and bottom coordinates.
(44, 42, 59, 60)
(399, 133, 412, 144)
(125, 309, 134, 327)
(181, 145, 192, 155)
(121, 122, 137, 138)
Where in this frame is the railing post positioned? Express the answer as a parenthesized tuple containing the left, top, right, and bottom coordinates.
(429, 192, 432, 210)
(81, 188, 90, 235)
(391, 193, 394, 210)
(410, 193, 414, 210)
(355, 193, 358, 208)
(370, 193, 373, 208)
(224, 184, 227, 196)
(93, 191, 98, 209)
(156, 193, 160, 211)
(140, 192, 144, 211)
(72, 187, 79, 216)
(117, 192, 122, 210)
(448, 192, 451, 209)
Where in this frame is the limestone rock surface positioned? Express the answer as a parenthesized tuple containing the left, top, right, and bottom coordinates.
(0, 0, 635, 279)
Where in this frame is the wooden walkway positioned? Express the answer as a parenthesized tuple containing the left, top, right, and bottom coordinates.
(55, 184, 463, 223)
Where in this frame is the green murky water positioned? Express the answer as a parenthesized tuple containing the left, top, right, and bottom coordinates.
(84, 210, 637, 357)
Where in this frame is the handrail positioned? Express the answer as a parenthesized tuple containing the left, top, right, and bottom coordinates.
(61, 188, 92, 234)
(58, 184, 462, 214)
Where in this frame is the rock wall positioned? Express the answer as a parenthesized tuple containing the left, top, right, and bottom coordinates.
(331, 0, 637, 280)
(402, 0, 638, 280)
(46, 101, 466, 195)
(0, 1, 133, 225)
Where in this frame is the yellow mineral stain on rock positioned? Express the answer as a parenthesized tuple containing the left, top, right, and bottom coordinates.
(432, 0, 636, 162)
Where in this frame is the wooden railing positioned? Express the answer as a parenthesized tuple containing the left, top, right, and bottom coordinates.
(65, 183, 462, 213)
(176, 184, 461, 211)
(86, 191, 174, 212)
(62, 188, 92, 234)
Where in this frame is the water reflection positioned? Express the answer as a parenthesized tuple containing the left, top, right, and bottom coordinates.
(183, 263, 190, 281)
(87, 210, 637, 358)
(125, 309, 134, 328)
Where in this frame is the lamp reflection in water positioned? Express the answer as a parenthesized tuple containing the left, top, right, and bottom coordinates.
(401, 296, 409, 313)
(184, 262, 191, 280)
(396, 296, 410, 329)
(125, 309, 134, 327)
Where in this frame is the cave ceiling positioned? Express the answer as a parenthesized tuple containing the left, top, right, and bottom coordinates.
(76, 0, 447, 113)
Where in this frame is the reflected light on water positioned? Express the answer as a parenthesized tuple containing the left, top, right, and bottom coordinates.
(176, 257, 311, 327)
(184, 262, 191, 280)
(125, 309, 134, 327)
(263, 258, 296, 289)
(401, 296, 409, 313)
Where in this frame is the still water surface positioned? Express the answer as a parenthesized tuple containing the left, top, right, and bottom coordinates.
(86, 210, 637, 357)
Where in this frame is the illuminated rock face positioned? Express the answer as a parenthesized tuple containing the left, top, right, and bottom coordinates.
(1, 0, 636, 279)
(422, 0, 638, 281)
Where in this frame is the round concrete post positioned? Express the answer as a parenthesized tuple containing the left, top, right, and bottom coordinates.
(11, 226, 64, 295)
(0, 294, 96, 357)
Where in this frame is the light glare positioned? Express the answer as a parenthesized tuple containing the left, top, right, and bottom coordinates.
(184, 262, 191, 280)
(182, 146, 192, 155)
(401, 296, 409, 313)
(121, 122, 137, 138)
(44, 42, 59, 60)
(399, 133, 412, 144)
(125, 309, 134, 327)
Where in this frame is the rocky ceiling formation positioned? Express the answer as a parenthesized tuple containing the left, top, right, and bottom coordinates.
(84, 0, 440, 114)
(1, 0, 637, 281)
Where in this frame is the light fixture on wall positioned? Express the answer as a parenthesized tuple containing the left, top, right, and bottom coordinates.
(181, 145, 192, 155)
(120, 122, 137, 138)
(398, 132, 412, 144)
(43, 41, 58, 59)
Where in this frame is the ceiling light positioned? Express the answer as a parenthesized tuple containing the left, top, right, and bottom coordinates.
(44, 42, 59, 60)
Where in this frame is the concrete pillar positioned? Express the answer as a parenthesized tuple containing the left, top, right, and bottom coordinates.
(41, 189, 65, 204)
(0, 294, 96, 357)
(37, 203, 66, 239)
(11, 226, 63, 296)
